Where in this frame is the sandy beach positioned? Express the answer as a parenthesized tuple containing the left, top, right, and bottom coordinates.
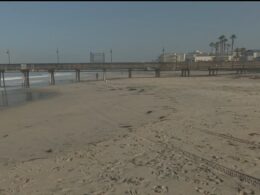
(0, 75, 260, 195)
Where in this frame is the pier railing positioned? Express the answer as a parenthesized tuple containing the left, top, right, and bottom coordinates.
(0, 61, 260, 72)
(0, 61, 260, 88)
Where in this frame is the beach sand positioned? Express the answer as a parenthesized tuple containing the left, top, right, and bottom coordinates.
(0, 75, 260, 194)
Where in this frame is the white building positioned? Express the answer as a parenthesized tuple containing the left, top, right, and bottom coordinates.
(176, 53, 186, 62)
(245, 50, 260, 61)
(158, 53, 186, 62)
(186, 51, 214, 62)
(214, 55, 234, 62)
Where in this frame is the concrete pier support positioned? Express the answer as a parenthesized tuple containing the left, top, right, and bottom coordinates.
(103, 69, 106, 81)
(0, 70, 6, 88)
(155, 69, 160, 78)
(209, 68, 218, 76)
(21, 69, 30, 88)
(128, 69, 132, 78)
(181, 68, 190, 77)
(75, 69, 80, 82)
(236, 68, 246, 74)
(0, 70, 2, 87)
(48, 69, 55, 85)
(96, 73, 99, 80)
(1, 89, 8, 106)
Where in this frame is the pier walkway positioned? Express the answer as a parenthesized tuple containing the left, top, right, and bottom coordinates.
(0, 61, 260, 88)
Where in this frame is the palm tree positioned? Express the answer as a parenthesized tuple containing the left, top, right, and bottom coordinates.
(209, 42, 215, 54)
(241, 47, 247, 56)
(230, 34, 237, 55)
(223, 38, 228, 55)
(226, 43, 230, 55)
(218, 36, 222, 54)
(218, 35, 223, 54)
(215, 42, 220, 55)
(219, 35, 226, 55)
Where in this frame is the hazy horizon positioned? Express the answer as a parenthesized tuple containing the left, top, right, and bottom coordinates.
(0, 2, 260, 63)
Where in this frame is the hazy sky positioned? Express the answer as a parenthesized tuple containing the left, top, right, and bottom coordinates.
(0, 2, 260, 63)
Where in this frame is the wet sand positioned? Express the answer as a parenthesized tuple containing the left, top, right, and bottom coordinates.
(0, 75, 260, 194)
(0, 88, 58, 109)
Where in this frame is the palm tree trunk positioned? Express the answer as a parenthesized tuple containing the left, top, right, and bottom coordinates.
(231, 39, 234, 54)
(221, 41, 223, 55)
(223, 41, 225, 55)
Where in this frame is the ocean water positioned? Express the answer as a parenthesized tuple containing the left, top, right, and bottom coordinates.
(0, 71, 97, 108)
(0, 70, 143, 108)
(0, 69, 167, 109)
(0, 71, 137, 89)
(2, 72, 84, 89)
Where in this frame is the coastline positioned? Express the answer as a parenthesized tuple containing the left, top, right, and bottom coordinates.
(0, 75, 259, 194)
(0, 87, 59, 110)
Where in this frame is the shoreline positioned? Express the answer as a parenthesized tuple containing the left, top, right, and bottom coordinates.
(0, 87, 59, 110)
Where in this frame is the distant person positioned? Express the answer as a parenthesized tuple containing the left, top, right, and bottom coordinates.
(96, 73, 99, 80)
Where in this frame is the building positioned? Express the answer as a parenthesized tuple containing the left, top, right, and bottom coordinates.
(176, 53, 186, 62)
(244, 49, 260, 61)
(232, 48, 247, 61)
(214, 55, 233, 62)
(186, 50, 214, 62)
(158, 53, 186, 62)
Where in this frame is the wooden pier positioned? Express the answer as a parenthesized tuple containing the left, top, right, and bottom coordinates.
(0, 70, 6, 88)
(21, 68, 30, 88)
(0, 61, 259, 88)
(48, 69, 55, 85)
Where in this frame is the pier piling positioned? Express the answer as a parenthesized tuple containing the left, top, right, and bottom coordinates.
(128, 69, 132, 78)
(155, 69, 160, 78)
(21, 69, 30, 88)
(48, 69, 55, 85)
(75, 69, 80, 82)
(0, 70, 6, 88)
(103, 69, 106, 81)
(181, 68, 190, 77)
(0, 71, 1, 87)
(209, 68, 218, 76)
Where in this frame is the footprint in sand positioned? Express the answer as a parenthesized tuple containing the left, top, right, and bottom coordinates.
(138, 89, 145, 93)
(127, 87, 137, 91)
(125, 189, 138, 195)
(120, 125, 132, 128)
(123, 177, 144, 186)
(45, 148, 53, 153)
(146, 110, 153, 114)
(237, 187, 255, 195)
(248, 132, 260, 136)
(153, 185, 168, 193)
(120, 125, 133, 132)
(159, 116, 166, 120)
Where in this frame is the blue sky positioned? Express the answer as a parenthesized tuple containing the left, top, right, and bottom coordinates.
(0, 2, 260, 63)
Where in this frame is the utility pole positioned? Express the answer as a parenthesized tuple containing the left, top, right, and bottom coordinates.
(110, 49, 112, 62)
(6, 49, 10, 64)
(175, 53, 177, 65)
(162, 48, 165, 62)
(56, 48, 60, 64)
